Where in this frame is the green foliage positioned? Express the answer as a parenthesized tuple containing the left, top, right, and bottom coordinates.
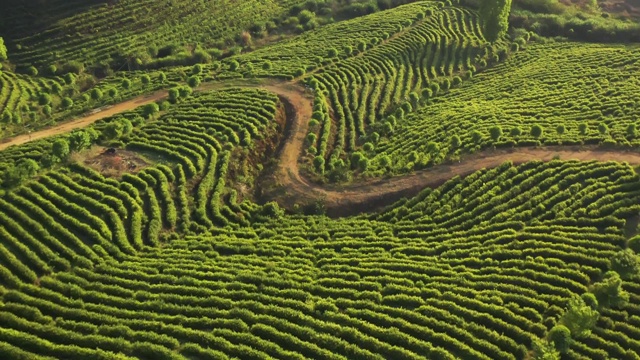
(479, 0, 512, 42)
(38, 93, 52, 106)
(532, 338, 560, 360)
(68, 130, 94, 151)
(592, 271, 630, 309)
(548, 325, 571, 353)
(90, 88, 103, 101)
(489, 125, 503, 141)
(142, 103, 160, 119)
(628, 236, 640, 253)
(450, 135, 461, 148)
(103, 122, 124, 140)
(61, 97, 74, 109)
(530, 124, 543, 138)
(51, 139, 70, 161)
(610, 249, 640, 280)
(0, 37, 6, 61)
(187, 75, 201, 88)
(559, 295, 599, 339)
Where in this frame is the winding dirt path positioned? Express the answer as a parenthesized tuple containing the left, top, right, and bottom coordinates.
(5, 80, 640, 217)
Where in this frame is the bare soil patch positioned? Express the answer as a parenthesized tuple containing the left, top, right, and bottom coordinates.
(77, 146, 150, 178)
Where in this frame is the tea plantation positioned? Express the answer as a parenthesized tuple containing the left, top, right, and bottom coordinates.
(0, 0, 640, 359)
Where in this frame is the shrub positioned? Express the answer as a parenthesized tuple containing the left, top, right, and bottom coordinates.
(90, 88, 103, 101)
(61, 97, 73, 109)
(187, 75, 201, 88)
(548, 325, 571, 353)
(142, 103, 160, 119)
(450, 135, 461, 148)
(531, 124, 543, 138)
(628, 236, 640, 253)
(610, 249, 639, 280)
(578, 122, 588, 135)
(489, 125, 503, 141)
(598, 122, 609, 135)
(559, 295, 598, 339)
(592, 271, 629, 309)
(38, 93, 52, 106)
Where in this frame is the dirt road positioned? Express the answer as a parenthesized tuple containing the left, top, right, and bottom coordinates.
(0, 91, 167, 151)
(6, 80, 640, 217)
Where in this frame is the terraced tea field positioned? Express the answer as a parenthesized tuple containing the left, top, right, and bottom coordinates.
(1, 0, 640, 359)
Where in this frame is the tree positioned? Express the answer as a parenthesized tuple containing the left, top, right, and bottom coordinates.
(470, 130, 483, 143)
(450, 135, 461, 148)
(579, 122, 588, 135)
(531, 124, 543, 138)
(556, 124, 566, 135)
(121, 78, 132, 89)
(0, 37, 7, 62)
(61, 97, 74, 109)
(103, 121, 124, 140)
(548, 325, 572, 354)
(17, 158, 39, 177)
(141, 75, 151, 86)
(142, 103, 160, 119)
(532, 338, 560, 360)
(610, 249, 640, 280)
(38, 93, 52, 106)
(489, 126, 503, 141)
(68, 130, 92, 151)
(4, 159, 40, 187)
(598, 122, 609, 135)
(52, 139, 70, 161)
(479, 0, 512, 42)
(592, 271, 629, 309)
(559, 295, 598, 339)
(187, 75, 201, 88)
(90, 88, 103, 101)
(168, 88, 180, 103)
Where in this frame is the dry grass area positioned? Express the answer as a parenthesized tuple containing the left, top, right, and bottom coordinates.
(72, 145, 150, 178)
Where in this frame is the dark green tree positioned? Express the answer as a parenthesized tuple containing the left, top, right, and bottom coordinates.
(548, 325, 572, 354)
(611, 249, 640, 280)
(489, 125, 503, 141)
(592, 271, 629, 309)
(479, 0, 512, 42)
(52, 139, 70, 161)
(450, 135, 461, 148)
(531, 124, 543, 138)
(142, 103, 160, 119)
(103, 121, 124, 140)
